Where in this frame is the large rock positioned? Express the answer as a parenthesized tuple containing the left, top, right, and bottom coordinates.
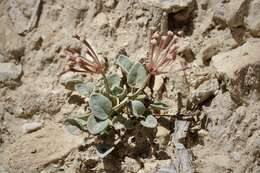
(142, 0, 195, 12)
(5, 28, 25, 61)
(8, 0, 29, 34)
(245, 0, 260, 36)
(213, 0, 249, 28)
(0, 63, 22, 86)
(226, 0, 249, 27)
(0, 16, 25, 62)
(3, 123, 84, 173)
(198, 29, 237, 64)
(191, 79, 219, 105)
(211, 38, 260, 79)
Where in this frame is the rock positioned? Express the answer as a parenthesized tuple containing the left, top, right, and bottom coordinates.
(200, 0, 209, 10)
(226, 0, 249, 28)
(156, 125, 170, 138)
(245, 0, 260, 36)
(227, 0, 249, 27)
(0, 165, 9, 173)
(3, 123, 84, 173)
(0, 16, 6, 54)
(213, 4, 227, 28)
(0, 15, 25, 62)
(8, 0, 29, 34)
(142, 0, 195, 12)
(135, 9, 144, 18)
(122, 157, 142, 173)
(22, 122, 42, 133)
(16, 0, 38, 18)
(92, 12, 109, 29)
(5, 28, 25, 61)
(0, 54, 6, 63)
(178, 41, 195, 62)
(15, 87, 65, 118)
(199, 40, 220, 63)
(0, 63, 22, 85)
(104, 0, 116, 9)
(213, 0, 249, 28)
(143, 160, 172, 173)
(204, 92, 236, 124)
(199, 154, 233, 173)
(211, 38, 260, 79)
(191, 79, 219, 105)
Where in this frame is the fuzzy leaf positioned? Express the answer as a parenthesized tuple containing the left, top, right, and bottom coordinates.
(141, 115, 157, 128)
(112, 86, 124, 96)
(116, 54, 134, 73)
(135, 94, 147, 101)
(66, 116, 88, 131)
(62, 79, 83, 90)
(90, 93, 112, 120)
(65, 123, 81, 135)
(150, 101, 170, 110)
(74, 82, 94, 96)
(107, 73, 121, 90)
(87, 115, 109, 135)
(130, 100, 145, 117)
(97, 145, 115, 158)
(127, 62, 147, 88)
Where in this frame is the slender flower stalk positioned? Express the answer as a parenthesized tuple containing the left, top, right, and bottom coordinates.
(145, 30, 178, 75)
(65, 34, 106, 74)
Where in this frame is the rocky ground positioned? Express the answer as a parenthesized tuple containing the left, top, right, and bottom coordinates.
(0, 0, 260, 173)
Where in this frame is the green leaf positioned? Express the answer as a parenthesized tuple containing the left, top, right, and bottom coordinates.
(112, 86, 124, 95)
(87, 115, 109, 135)
(127, 62, 147, 88)
(66, 116, 88, 131)
(116, 54, 134, 73)
(130, 100, 145, 117)
(74, 82, 94, 96)
(89, 93, 112, 120)
(141, 115, 157, 128)
(61, 78, 83, 90)
(150, 101, 170, 110)
(65, 123, 81, 135)
(135, 94, 147, 101)
(107, 73, 121, 90)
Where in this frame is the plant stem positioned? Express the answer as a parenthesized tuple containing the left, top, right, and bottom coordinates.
(129, 74, 151, 99)
(102, 73, 112, 94)
(112, 97, 129, 111)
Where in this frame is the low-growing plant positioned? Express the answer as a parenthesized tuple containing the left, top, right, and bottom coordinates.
(61, 30, 178, 157)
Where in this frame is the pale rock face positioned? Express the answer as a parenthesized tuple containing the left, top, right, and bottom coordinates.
(92, 12, 109, 29)
(0, 16, 25, 61)
(0, 63, 22, 83)
(199, 40, 220, 63)
(191, 79, 219, 105)
(3, 123, 84, 173)
(245, 0, 260, 36)
(141, 0, 195, 12)
(226, 0, 249, 27)
(22, 122, 43, 133)
(211, 38, 260, 79)
(8, 0, 29, 34)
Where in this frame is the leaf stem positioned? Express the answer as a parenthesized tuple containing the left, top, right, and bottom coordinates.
(102, 73, 112, 95)
(129, 74, 151, 99)
(112, 97, 129, 111)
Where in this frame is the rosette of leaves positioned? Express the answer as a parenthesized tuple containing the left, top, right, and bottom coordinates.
(64, 53, 174, 159)
(61, 31, 180, 157)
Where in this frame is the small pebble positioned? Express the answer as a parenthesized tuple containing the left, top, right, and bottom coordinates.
(22, 122, 42, 133)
